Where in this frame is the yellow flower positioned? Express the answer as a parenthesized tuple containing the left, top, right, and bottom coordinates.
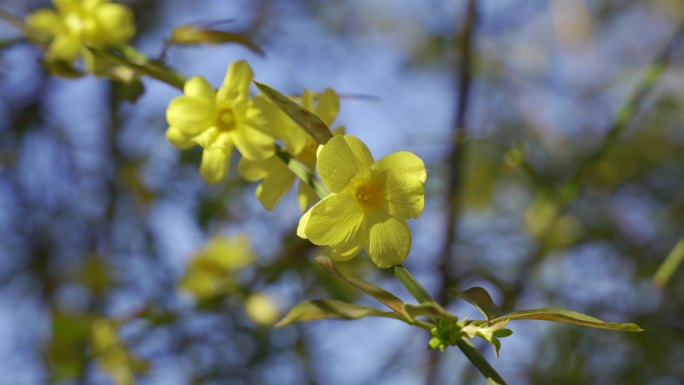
(238, 89, 340, 211)
(244, 293, 280, 326)
(179, 235, 254, 300)
(166, 61, 275, 183)
(26, 0, 135, 64)
(91, 319, 149, 385)
(297, 135, 426, 268)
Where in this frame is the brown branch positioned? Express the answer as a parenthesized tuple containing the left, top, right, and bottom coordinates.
(426, 1, 479, 385)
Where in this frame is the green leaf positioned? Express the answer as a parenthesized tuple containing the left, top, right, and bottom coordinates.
(404, 302, 456, 322)
(254, 81, 333, 145)
(493, 328, 513, 338)
(487, 307, 644, 332)
(457, 338, 508, 385)
(394, 264, 434, 304)
(451, 286, 501, 320)
(275, 299, 401, 327)
(316, 255, 408, 318)
(315, 256, 451, 329)
(169, 25, 264, 55)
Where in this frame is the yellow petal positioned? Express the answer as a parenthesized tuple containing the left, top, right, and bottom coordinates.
(192, 126, 222, 148)
(372, 151, 427, 219)
(329, 216, 367, 262)
(383, 172, 425, 219)
(26, 9, 63, 38)
(237, 158, 269, 182)
(297, 182, 319, 212)
(233, 124, 275, 161)
(166, 96, 215, 136)
(183, 77, 215, 100)
(304, 191, 364, 246)
(256, 160, 295, 211)
(297, 207, 312, 239)
(365, 211, 411, 268)
(317, 135, 374, 193)
(217, 60, 253, 102)
(45, 34, 81, 62)
(315, 88, 340, 126)
(373, 151, 427, 183)
(330, 243, 363, 261)
(200, 146, 231, 183)
(166, 127, 195, 149)
(93, 3, 135, 45)
(53, 0, 78, 13)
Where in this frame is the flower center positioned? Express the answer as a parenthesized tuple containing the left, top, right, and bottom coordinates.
(216, 108, 236, 131)
(354, 180, 383, 210)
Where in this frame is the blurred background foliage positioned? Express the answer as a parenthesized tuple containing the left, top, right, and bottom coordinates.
(0, 0, 683, 384)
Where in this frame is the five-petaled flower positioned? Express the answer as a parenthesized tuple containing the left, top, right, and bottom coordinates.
(166, 61, 275, 183)
(26, 0, 135, 65)
(297, 135, 426, 268)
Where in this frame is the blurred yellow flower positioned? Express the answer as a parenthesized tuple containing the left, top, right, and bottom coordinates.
(238, 89, 341, 211)
(91, 319, 148, 385)
(166, 61, 275, 183)
(244, 293, 280, 326)
(297, 135, 426, 268)
(179, 235, 254, 300)
(26, 0, 135, 65)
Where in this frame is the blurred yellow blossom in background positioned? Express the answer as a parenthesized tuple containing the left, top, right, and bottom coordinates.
(179, 234, 254, 300)
(26, 0, 135, 66)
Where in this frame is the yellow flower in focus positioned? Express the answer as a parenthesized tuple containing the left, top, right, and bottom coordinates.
(179, 235, 254, 300)
(26, 0, 135, 64)
(244, 293, 280, 326)
(238, 89, 341, 211)
(297, 135, 426, 268)
(166, 61, 275, 183)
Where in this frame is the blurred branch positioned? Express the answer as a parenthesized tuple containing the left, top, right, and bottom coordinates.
(428, 0, 479, 384)
(653, 238, 684, 287)
(436, 0, 479, 302)
(561, 18, 684, 203)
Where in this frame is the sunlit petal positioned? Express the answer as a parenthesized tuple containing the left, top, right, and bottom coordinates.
(365, 211, 411, 268)
(200, 146, 231, 183)
(317, 135, 374, 193)
(304, 191, 364, 246)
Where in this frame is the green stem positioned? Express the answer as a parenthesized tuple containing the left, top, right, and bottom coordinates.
(275, 147, 328, 199)
(88, 48, 186, 90)
(394, 265, 507, 385)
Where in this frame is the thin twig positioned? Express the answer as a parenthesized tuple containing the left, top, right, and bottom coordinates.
(427, 1, 479, 384)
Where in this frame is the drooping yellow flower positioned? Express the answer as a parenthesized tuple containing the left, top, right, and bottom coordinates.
(297, 135, 426, 268)
(26, 0, 135, 64)
(238, 89, 341, 211)
(179, 235, 254, 300)
(166, 61, 275, 183)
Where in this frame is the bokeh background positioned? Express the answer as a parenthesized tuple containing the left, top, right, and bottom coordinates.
(1, 0, 684, 384)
